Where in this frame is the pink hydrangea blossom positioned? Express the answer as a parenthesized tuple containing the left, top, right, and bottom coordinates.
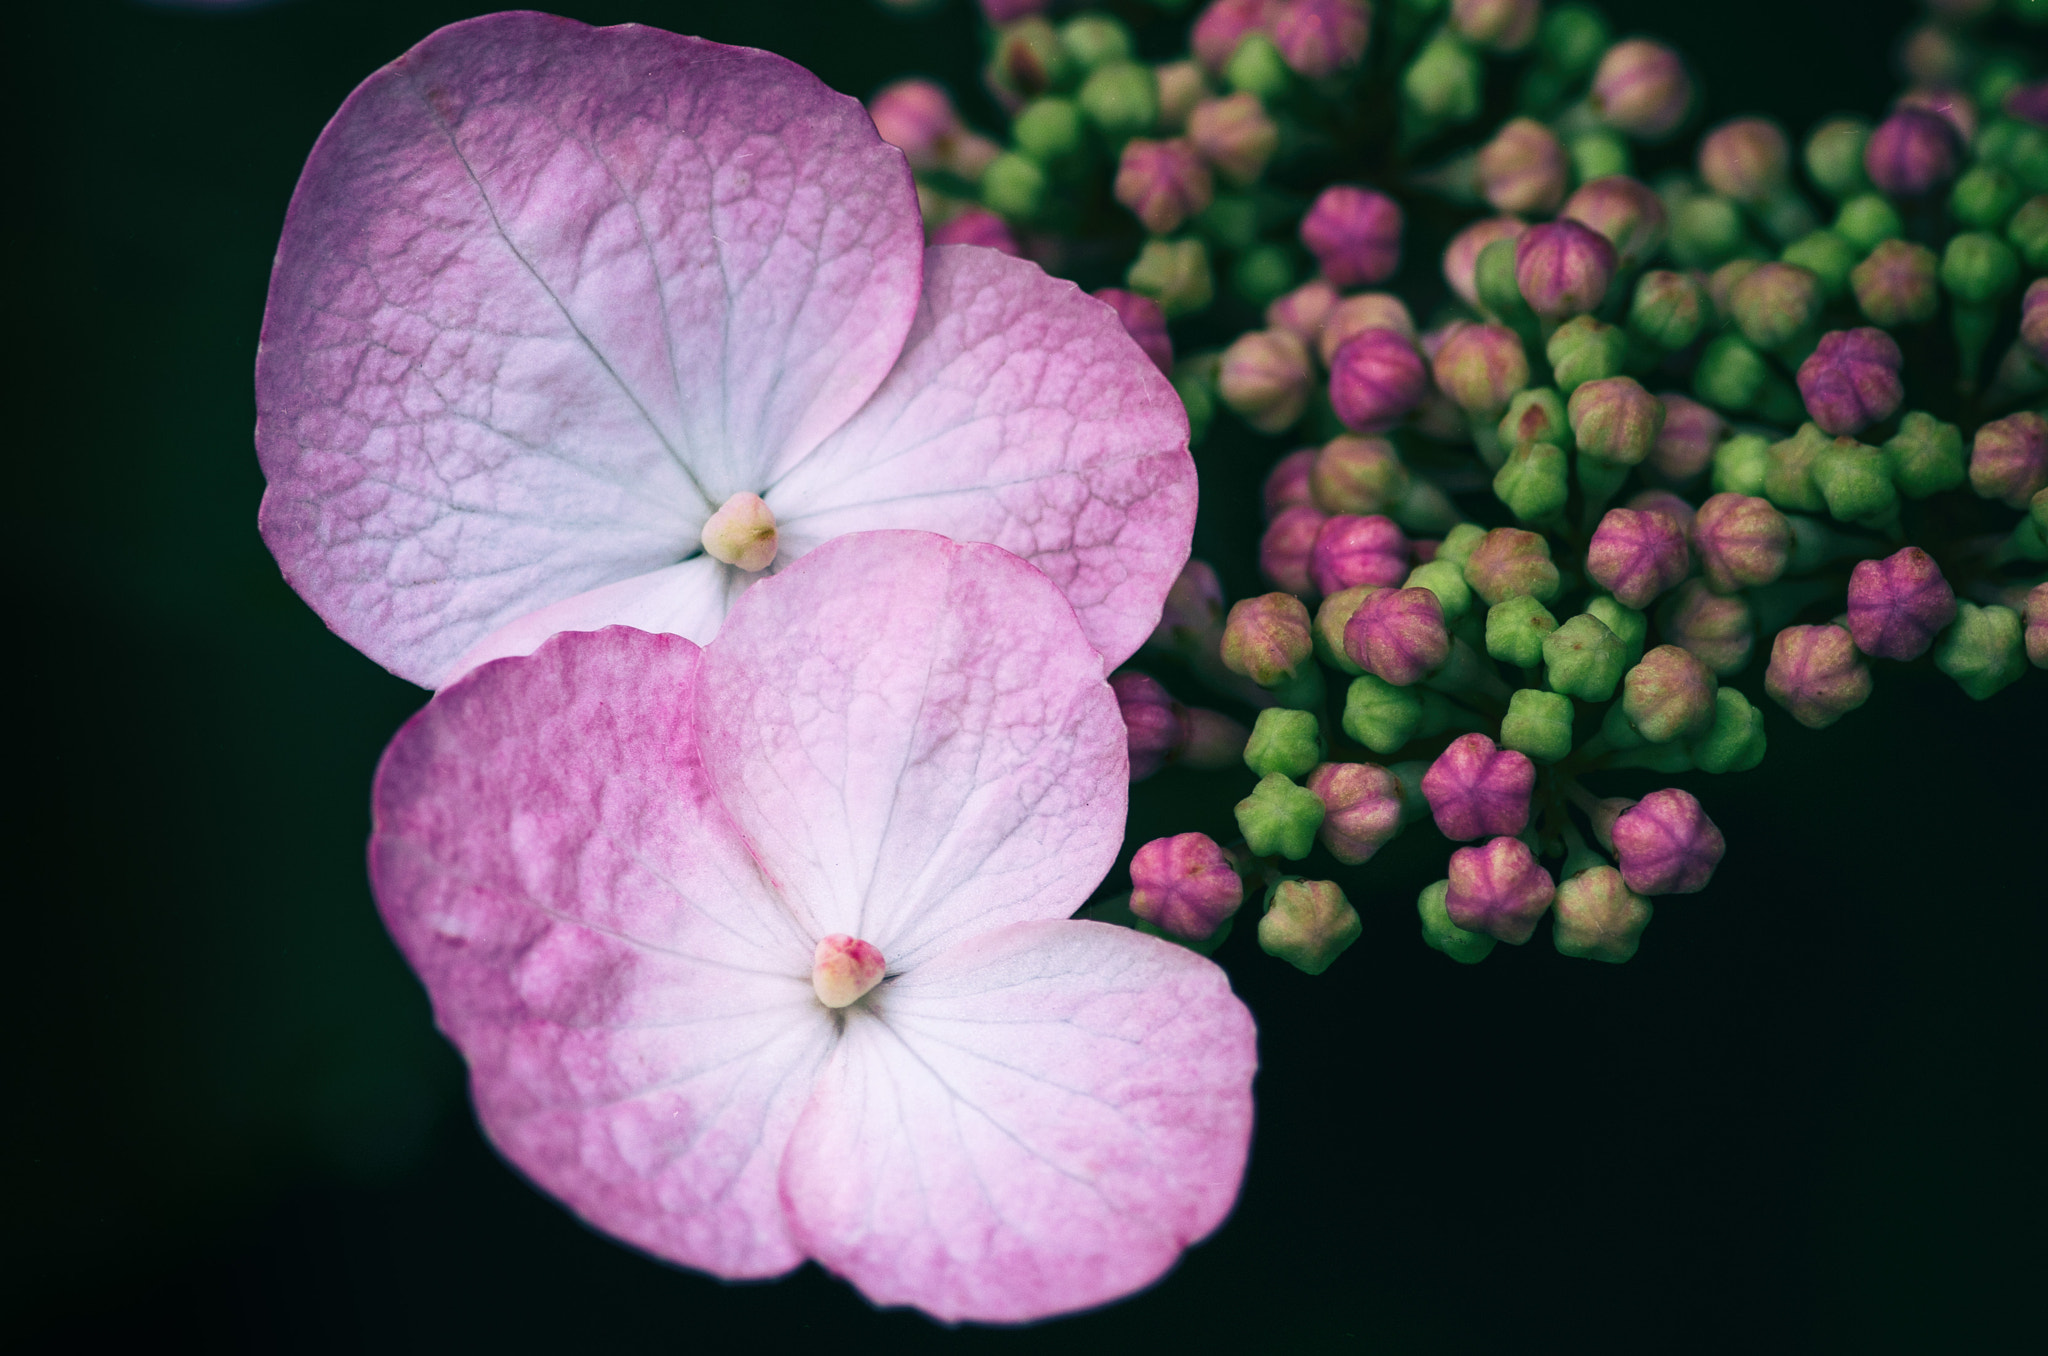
(256, 16, 1194, 688)
(371, 531, 1257, 1323)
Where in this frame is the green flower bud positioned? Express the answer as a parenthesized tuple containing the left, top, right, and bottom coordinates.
(1711, 432, 1773, 496)
(1314, 586, 1375, 675)
(1405, 560, 1474, 620)
(1834, 193, 1903, 253)
(1058, 13, 1133, 71)
(1012, 98, 1086, 166)
(1438, 522, 1488, 569)
(1804, 117, 1871, 200)
(1629, 270, 1707, 350)
(1235, 772, 1326, 860)
(1547, 314, 1629, 394)
(1670, 194, 1747, 269)
(1570, 375, 1665, 465)
(1577, 445, 1630, 506)
(1486, 595, 1559, 667)
(2010, 194, 2048, 272)
(1763, 423, 1831, 513)
(1079, 60, 1160, 141)
(1342, 672, 1423, 753)
(1933, 602, 2026, 700)
(1689, 686, 1767, 773)
(1812, 437, 1898, 524)
(1226, 33, 1292, 100)
(1501, 687, 1575, 763)
(1540, 4, 1611, 78)
(1586, 594, 1648, 665)
(1260, 879, 1362, 974)
(1465, 527, 1561, 605)
(1197, 192, 1260, 250)
(1498, 386, 1572, 451)
(1570, 131, 1632, 183)
(1729, 262, 1823, 352)
(981, 151, 1047, 219)
(1951, 164, 2023, 231)
(1551, 864, 1653, 963)
(1693, 333, 1772, 414)
(1126, 237, 1214, 316)
(1850, 239, 1940, 327)
(1940, 231, 2021, 305)
(1404, 30, 1484, 125)
(1268, 661, 1327, 711)
(1544, 612, 1627, 701)
(1476, 236, 1536, 324)
(1494, 440, 1571, 521)
(1779, 229, 1858, 301)
(1244, 706, 1324, 779)
(1417, 878, 1496, 964)
(1231, 243, 1296, 308)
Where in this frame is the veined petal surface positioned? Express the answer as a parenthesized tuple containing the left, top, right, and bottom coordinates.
(698, 532, 1129, 969)
(782, 919, 1258, 1323)
(258, 12, 922, 687)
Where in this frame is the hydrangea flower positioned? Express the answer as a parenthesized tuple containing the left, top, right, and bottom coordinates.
(371, 530, 1257, 1322)
(256, 14, 1194, 688)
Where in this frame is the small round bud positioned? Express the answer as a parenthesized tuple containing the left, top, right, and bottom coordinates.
(1570, 376, 1665, 466)
(700, 492, 779, 572)
(1700, 116, 1792, 204)
(1493, 441, 1570, 521)
(1272, 0, 1371, 78)
(1951, 164, 2023, 230)
(1453, 0, 1541, 52)
(1329, 330, 1427, 433)
(1545, 612, 1626, 702)
(1344, 585, 1450, 685)
(2025, 583, 2047, 670)
(1115, 138, 1214, 234)
(1264, 448, 1317, 520)
(1766, 624, 1872, 728)
(1812, 437, 1898, 524)
(981, 151, 1048, 220)
(1318, 293, 1419, 366)
(1553, 863, 1653, 963)
(1934, 602, 2027, 699)
(1474, 237, 1534, 324)
(1940, 231, 2021, 306)
(1422, 733, 1535, 841)
(1882, 411, 1967, 499)
(1499, 387, 1571, 452)
(1647, 394, 1724, 483)
(930, 207, 1020, 255)
(1833, 194, 1904, 256)
(1187, 93, 1280, 187)
(1418, 879, 1497, 964)
(1126, 237, 1215, 317)
(985, 17, 1068, 110)
(1500, 687, 1575, 764)
(1092, 288, 1173, 374)
(1662, 581, 1754, 675)
(1312, 435, 1410, 515)
(1301, 185, 1403, 288)
(1129, 833, 1245, 941)
(1611, 789, 1725, 895)
(1969, 410, 2048, 509)
(1587, 508, 1690, 609)
(1154, 60, 1206, 133)
(1445, 837, 1556, 944)
(1433, 322, 1530, 417)
(1781, 228, 1859, 300)
(1591, 39, 1692, 140)
(1864, 107, 1960, 198)
(1847, 546, 1956, 662)
(1442, 216, 1528, 308)
(1465, 527, 1560, 607)
(1258, 879, 1361, 974)
(1310, 513, 1411, 595)
(868, 80, 961, 172)
(1705, 257, 1763, 319)
(1486, 595, 1558, 668)
(2022, 278, 2048, 365)
(1306, 761, 1405, 865)
(1711, 433, 1772, 497)
(1058, 12, 1131, 71)
(1629, 270, 1707, 351)
(1222, 591, 1315, 686)
(1797, 328, 1904, 436)
(1690, 686, 1767, 773)
(1259, 503, 1326, 595)
(1850, 240, 1940, 328)
(1012, 97, 1086, 167)
(1193, 0, 1278, 75)
(1569, 131, 1633, 185)
(1151, 558, 1225, 651)
(1729, 262, 1822, 351)
(1620, 644, 1720, 743)
(1479, 117, 1569, 215)
(1341, 672, 1423, 753)
(1313, 585, 1373, 674)
(1515, 219, 1618, 321)
(1111, 671, 1188, 780)
(1804, 117, 1872, 199)
(1267, 278, 1339, 345)
(1763, 423, 1830, 513)
(2012, 196, 2048, 273)
(1562, 175, 1669, 269)
(1404, 560, 1473, 621)
(812, 935, 886, 1009)
(1244, 706, 1324, 779)
(1235, 772, 1326, 860)
(1403, 29, 1484, 125)
(1220, 328, 1313, 433)
(1077, 60, 1159, 140)
(1546, 315, 1628, 395)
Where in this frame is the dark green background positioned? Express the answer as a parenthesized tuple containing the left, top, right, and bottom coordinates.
(11, 1, 2040, 1351)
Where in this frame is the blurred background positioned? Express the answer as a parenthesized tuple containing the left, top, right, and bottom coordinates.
(10, 0, 2039, 1350)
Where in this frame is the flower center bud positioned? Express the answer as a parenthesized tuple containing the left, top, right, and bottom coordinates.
(700, 492, 778, 572)
(811, 934, 885, 1009)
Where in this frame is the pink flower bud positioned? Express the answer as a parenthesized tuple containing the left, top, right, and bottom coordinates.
(1301, 185, 1403, 288)
(1445, 836, 1556, 944)
(1590, 796, 1634, 854)
(1896, 87, 1975, 146)
(1272, 0, 1371, 79)
(1329, 329, 1427, 433)
(1318, 292, 1418, 365)
(1627, 489, 1696, 533)
(1648, 394, 1724, 483)
(1443, 216, 1527, 308)
(1092, 288, 1173, 375)
(1194, 0, 1283, 75)
(1431, 321, 1529, 417)
(1266, 277, 1339, 344)
(1514, 218, 1618, 320)
(1692, 493, 1790, 593)
(1451, 0, 1540, 52)
(1863, 107, 1960, 198)
(1561, 175, 1669, 270)
(1306, 761, 1405, 865)
(1222, 591, 1315, 684)
(1151, 558, 1226, 649)
(1220, 328, 1314, 432)
(1766, 624, 1872, 729)
(1155, 60, 1207, 133)
(1310, 513, 1411, 594)
(1611, 789, 1725, 895)
(1311, 434, 1409, 515)
(1591, 39, 1692, 140)
(1188, 93, 1281, 186)
(1569, 375, 1665, 465)
(1969, 411, 2048, 510)
(868, 79, 960, 171)
(1129, 832, 1245, 940)
(1553, 866, 1653, 963)
(929, 207, 1020, 255)
(1661, 581, 1753, 675)
(1850, 239, 1940, 328)
(1111, 671, 1188, 780)
(1180, 708, 1252, 769)
(1847, 546, 1957, 662)
(2027, 583, 2048, 669)
(1697, 116, 1792, 204)
(1797, 327, 1904, 437)
(1479, 117, 1569, 215)
(1343, 585, 1449, 685)
(1464, 526, 1559, 606)
(1422, 732, 1535, 840)
(2009, 80, 2048, 128)
(2020, 278, 2047, 365)
(1264, 448, 1317, 519)
(1587, 507, 1691, 608)
(1260, 504, 1328, 594)
(1116, 138, 1215, 235)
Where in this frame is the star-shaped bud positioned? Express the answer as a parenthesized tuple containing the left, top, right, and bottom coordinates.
(1421, 732, 1536, 840)
(1620, 644, 1719, 743)
(1586, 507, 1690, 609)
(1847, 546, 1957, 661)
(1934, 602, 2027, 700)
(1552, 865, 1653, 962)
(1464, 527, 1561, 606)
(1969, 411, 2048, 510)
(1245, 707, 1324, 780)
(1329, 329, 1428, 433)
(1692, 493, 1791, 593)
(1445, 836, 1556, 944)
(1310, 513, 1412, 594)
(1222, 592, 1315, 687)
(1236, 773, 1327, 861)
(1307, 761, 1406, 865)
(1301, 185, 1403, 287)
(1130, 833, 1246, 942)
(1611, 789, 1725, 894)
(1797, 327, 1904, 436)
(1766, 624, 1872, 728)
(1545, 612, 1627, 702)
(1341, 673, 1424, 754)
(1344, 585, 1450, 685)
(1258, 879, 1362, 974)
